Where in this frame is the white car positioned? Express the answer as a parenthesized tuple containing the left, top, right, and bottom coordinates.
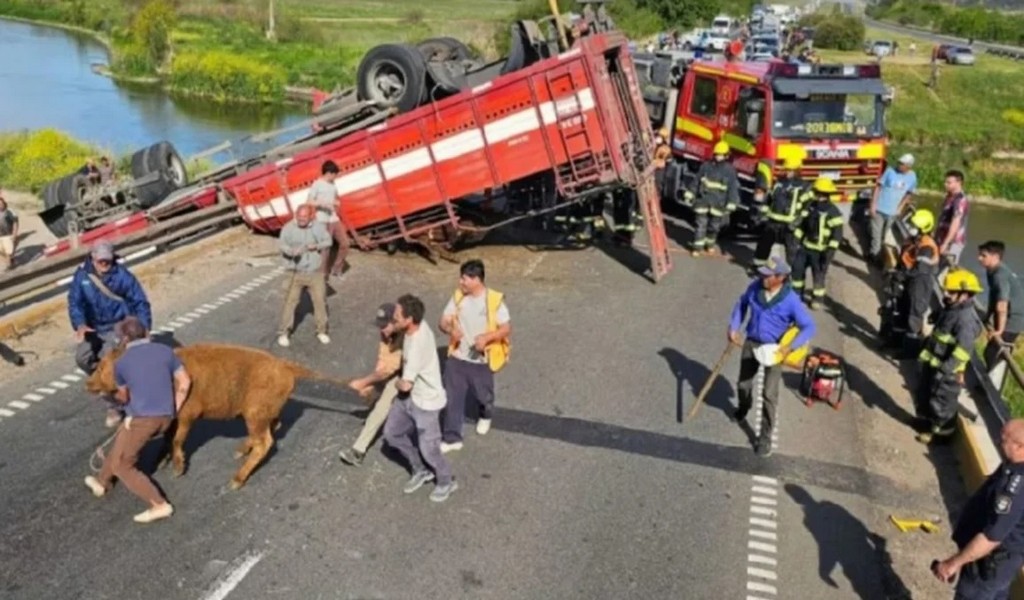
(946, 46, 976, 65)
(711, 15, 732, 36)
(870, 40, 893, 57)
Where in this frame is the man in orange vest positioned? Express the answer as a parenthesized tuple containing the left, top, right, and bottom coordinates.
(883, 209, 940, 356)
(438, 259, 511, 453)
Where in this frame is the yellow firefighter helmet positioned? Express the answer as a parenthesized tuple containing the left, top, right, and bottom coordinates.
(909, 209, 935, 234)
(943, 268, 983, 294)
(812, 177, 838, 195)
(658, 127, 669, 139)
(713, 141, 730, 155)
(778, 325, 809, 368)
(782, 156, 803, 171)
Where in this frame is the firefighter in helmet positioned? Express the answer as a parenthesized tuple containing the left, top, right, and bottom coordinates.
(882, 208, 940, 356)
(692, 140, 739, 257)
(653, 126, 672, 199)
(753, 154, 813, 270)
(914, 268, 984, 444)
(791, 177, 845, 310)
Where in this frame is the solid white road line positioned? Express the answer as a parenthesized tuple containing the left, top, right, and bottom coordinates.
(199, 551, 265, 600)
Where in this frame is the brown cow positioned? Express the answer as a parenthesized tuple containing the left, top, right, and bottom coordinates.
(86, 342, 360, 490)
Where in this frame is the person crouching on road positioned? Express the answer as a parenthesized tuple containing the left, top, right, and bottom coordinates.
(727, 256, 816, 457)
(438, 259, 511, 453)
(83, 317, 191, 524)
(383, 294, 458, 503)
(933, 418, 1024, 597)
(338, 303, 404, 466)
(914, 268, 984, 444)
(69, 239, 153, 428)
(277, 203, 333, 348)
(791, 177, 845, 310)
(692, 141, 739, 257)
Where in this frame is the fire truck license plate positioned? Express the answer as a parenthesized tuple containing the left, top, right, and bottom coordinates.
(821, 171, 841, 180)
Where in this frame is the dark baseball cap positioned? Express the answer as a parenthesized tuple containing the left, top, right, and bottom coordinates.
(374, 303, 396, 328)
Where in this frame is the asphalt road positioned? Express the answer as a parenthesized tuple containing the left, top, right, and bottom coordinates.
(865, 17, 1024, 55)
(0, 218, 945, 599)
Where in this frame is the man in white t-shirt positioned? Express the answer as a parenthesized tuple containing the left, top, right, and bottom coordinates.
(383, 294, 457, 503)
(305, 160, 351, 277)
(438, 259, 511, 453)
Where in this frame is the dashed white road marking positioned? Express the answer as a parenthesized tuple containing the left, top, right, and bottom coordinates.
(744, 367, 781, 596)
(198, 551, 265, 600)
(2, 268, 283, 427)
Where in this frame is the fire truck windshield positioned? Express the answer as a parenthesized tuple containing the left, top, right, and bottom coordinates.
(770, 93, 882, 138)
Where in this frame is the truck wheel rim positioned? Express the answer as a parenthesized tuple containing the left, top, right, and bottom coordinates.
(368, 62, 407, 104)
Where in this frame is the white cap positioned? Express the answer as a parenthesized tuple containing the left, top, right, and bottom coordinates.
(897, 153, 915, 166)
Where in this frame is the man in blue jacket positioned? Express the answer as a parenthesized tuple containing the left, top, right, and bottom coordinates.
(728, 256, 816, 456)
(68, 240, 153, 426)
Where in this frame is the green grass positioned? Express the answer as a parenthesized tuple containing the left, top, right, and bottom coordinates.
(974, 337, 1024, 417)
(816, 27, 1024, 201)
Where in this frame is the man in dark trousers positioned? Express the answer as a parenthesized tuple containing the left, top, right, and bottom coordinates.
(978, 240, 1024, 373)
(885, 208, 940, 356)
(934, 418, 1024, 598)
(692, 141, 739, 257)
(728, 256, 816, 456)
(68, 240, 153, 428)
(915, 268, 984, 444)
(752, 154, 812, 269)
(83, 317, 191, 524)
(791, 177, 845, 310)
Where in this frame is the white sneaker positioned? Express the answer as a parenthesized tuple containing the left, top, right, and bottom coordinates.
(277, 334, 290, 347)
(317, 333, 331, 345)
(133, 502, 174, 524)
(84, 476, 106, 497)
(440, 441, 463, 454)
(104, 410, 124, 429)
(476, 419, 492, 435)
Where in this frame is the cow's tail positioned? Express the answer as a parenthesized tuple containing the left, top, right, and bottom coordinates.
(283, 361, 353, 388)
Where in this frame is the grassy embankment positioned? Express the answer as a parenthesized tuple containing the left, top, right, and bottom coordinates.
(817, 27, 1024, 203)
(0, 0, 520, 103)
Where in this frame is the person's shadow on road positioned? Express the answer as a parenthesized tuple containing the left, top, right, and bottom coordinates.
(658, 347, 735, 424)
(786, 483, 912, 599)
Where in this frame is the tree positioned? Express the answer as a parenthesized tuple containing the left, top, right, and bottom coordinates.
(131, 0, 177, 66)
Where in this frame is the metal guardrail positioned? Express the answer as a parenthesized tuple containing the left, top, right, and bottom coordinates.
(0, 202, 241, 315)
(888, 207, 1023, 425)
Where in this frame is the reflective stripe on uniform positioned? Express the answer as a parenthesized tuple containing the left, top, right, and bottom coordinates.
(702, 178, 727, 191)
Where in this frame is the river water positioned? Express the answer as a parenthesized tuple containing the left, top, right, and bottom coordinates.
(0, 18, 308, 159)
(0, 17, 1022, 289)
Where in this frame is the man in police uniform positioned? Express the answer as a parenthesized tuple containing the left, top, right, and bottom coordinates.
(934, 418, 1024, 598)
(692, 141, 739, 257)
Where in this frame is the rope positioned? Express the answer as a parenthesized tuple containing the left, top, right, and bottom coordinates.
(89, 426, 122, 473)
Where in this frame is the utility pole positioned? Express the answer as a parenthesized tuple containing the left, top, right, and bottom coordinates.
(266, 0, 277, 41)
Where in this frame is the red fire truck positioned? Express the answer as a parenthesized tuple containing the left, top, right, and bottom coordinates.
(648, 59, 891, 224)
(32, 2, 672, 282)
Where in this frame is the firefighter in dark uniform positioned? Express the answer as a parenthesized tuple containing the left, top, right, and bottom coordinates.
(934, 418, 1024, 599)
(751, 158, 774, 226)
(791, 177, 845, 310)
(692, 141, 739, 257)
(914, 268, 984, 444)
(882, 208, 940, 355)
(753, 155, 813, 269)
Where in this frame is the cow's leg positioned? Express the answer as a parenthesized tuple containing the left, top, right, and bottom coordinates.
(230, 418, 273, 490)
(171, 413, 198, 478)
(234, 438, 253, 460)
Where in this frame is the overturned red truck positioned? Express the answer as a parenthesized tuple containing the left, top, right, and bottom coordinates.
(37, 2, 672, 281)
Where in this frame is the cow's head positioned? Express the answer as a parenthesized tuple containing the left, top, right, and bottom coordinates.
(84, 346, 127, 395)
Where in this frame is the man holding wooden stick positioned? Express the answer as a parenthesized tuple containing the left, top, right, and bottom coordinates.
(727, 256, 816, 457)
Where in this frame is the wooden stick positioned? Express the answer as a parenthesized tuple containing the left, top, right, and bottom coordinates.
(688, 342, 738, 422)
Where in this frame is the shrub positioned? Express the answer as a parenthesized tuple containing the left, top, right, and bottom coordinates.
(169, 51, 286, 103)
(810, 14, 865, 51)
(112, 41, 157, 76)
(0, 129, 99, 193)
(131, 0, 177, 66)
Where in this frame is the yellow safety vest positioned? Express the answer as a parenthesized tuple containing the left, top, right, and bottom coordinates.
(448, 288, 511, 373)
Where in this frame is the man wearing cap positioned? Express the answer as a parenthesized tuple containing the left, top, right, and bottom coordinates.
(727, 255, 816, 456)
(868, 153, 917, 264)
(68, 240, 153, 427)
(338, 303, 404, 466)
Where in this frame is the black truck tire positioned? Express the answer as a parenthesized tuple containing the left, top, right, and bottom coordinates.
(357, 44, 428, 114)
(39, 174, 73, 238)
(130, 141, 187, 209)
(416, 37, 473, 62)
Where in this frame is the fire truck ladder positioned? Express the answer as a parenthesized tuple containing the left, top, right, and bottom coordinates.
(542, 71, 607, 197)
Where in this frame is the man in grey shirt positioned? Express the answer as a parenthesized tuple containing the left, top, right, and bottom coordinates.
(383, 293, 458, 503)
(277, 203, 333, 347)
(305, 160, 351, 277)
(0, 193, 19, 271)
(978, 240, 1024, 370)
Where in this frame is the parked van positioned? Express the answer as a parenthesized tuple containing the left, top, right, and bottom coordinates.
(711, 15, 732, 35)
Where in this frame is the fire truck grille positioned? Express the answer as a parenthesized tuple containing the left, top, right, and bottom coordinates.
(800, 161, 880, 192)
